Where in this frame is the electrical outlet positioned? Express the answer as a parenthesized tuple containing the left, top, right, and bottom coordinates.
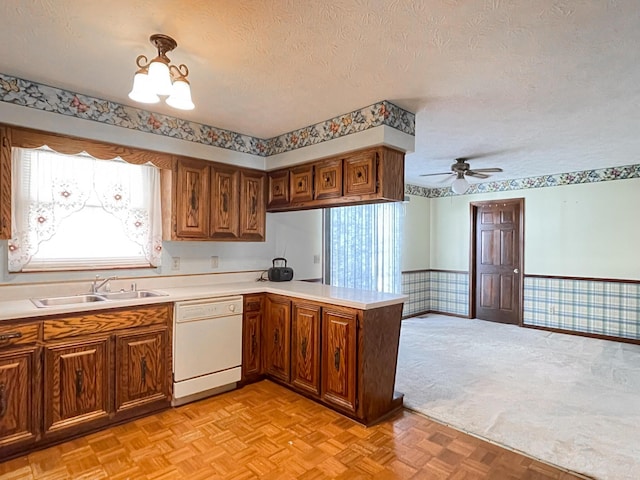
(313, 254, 321, 264)
(171, 257, 180, 271)
(549, 305, 556, 314)
(211, 256, 219, 268)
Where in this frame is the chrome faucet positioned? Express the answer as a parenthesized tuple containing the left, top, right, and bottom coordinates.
(91, 275, 118, 293)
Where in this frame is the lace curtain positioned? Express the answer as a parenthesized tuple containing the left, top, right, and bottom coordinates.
(326, 202, 404, 294)
(8, 147, 162, 272)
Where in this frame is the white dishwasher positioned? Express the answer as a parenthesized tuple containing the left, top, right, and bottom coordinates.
(173, 296, 243, 406)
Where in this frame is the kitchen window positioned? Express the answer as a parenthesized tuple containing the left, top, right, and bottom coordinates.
(8, 146, 162, 272)
(325, 202, 403, 293)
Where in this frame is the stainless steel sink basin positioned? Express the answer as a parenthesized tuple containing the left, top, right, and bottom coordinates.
(100, 290, 168, 300)
(31, 294, 107, 308)
(31, 290, 168, 308)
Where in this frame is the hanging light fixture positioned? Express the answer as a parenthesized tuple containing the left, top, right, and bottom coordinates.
(128, 34, 194, 110)
(451, 172, 470, 194)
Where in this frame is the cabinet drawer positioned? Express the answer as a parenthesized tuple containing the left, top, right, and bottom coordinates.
(44, 304, 171, 341)
(0, 323, 40, 349)
(244, 294, 263, 313)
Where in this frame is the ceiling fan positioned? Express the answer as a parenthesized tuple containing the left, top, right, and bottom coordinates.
(420, 157, 503, 194)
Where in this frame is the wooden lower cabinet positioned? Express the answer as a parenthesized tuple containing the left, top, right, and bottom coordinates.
(115, 327, 169, 412)
(0, 347, 39, 450)
(0, 303, 173, 460)
(44, 336, 110, 435)
(242, 295, 263, 381)
(291, 302, 320, 396)
(242, 294, 404, 426)
(320, 308, 357, 413)
(263, 295, 291, 382)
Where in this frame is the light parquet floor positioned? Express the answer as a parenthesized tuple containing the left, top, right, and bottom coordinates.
(0, 381, 591, 479)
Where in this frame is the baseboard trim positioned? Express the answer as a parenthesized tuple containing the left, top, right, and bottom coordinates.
(523, 324, 640, 345)
(403, 310, 470, 320)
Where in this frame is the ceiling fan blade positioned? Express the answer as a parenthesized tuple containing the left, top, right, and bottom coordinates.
(466, 171, 489, 179)
(469, 167, 503, 173)
(419, 171, 454, 177)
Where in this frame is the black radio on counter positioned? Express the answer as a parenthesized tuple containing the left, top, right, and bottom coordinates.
(268, 257, 294, 282)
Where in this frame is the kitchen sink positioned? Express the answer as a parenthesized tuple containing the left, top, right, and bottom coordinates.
(31, 294, 107, 308)
(30, 290, 168, 308)
(100, 290, 168, 300)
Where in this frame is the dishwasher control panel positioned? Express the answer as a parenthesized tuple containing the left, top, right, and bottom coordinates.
(175, 296, 243, 322)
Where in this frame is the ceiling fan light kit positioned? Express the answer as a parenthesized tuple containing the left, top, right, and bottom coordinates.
(451, 174, 470, 194)
(128, 34, 194, 110)
(419, 156, 503, 194)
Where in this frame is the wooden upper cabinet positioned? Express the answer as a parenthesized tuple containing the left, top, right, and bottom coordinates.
(289, 165, 314, 203)
(267, 169, 290, 208)
(175, 158, 209, 238)
(344, 149, 377, 196)
(321, 308, 358, 414)
(314, 158, 343, 200)
(239, 170, 266, 241)
(210, 165, 240, 240)
(291, 302, 321, 396)
(0, 125, 11, 240)
(266, 146, 404, 212)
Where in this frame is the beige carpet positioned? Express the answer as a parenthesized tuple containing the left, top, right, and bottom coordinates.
(395, 314, 640, 480)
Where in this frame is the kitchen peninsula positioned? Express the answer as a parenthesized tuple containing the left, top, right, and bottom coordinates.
(0, 275, 406, 460)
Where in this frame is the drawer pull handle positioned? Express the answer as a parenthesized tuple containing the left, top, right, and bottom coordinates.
(0, 332, 22, 342)
(75, 369, 84, 398)
(141, 356, 147, 385)
(334, 347, 341, 372)
(0, 383, 6, 418)
(301, 336, 308, 359)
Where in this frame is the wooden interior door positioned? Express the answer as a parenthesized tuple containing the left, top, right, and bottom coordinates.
(472, 199, 523, 325)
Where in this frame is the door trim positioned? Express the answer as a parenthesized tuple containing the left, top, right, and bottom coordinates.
(468, 198, 525, 325)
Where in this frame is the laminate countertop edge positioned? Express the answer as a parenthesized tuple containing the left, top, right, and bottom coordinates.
(0, 280, 408, 321)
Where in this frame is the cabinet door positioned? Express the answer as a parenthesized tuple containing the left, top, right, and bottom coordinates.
(263, 296, 291, 383)
(344, 150, 377, 196)
(314, 158, 343, 200)
(321, 308, 357, 413)
(290, 165, 314, 203)
(291, 303, 320, 396)
(0, 347, 38, 448)
(115, 328, 169, 412)
(210, 166, 240, 239)
(242, 313, 262, 380)
(44, 337, 110, 434)
(240, 170, 266, 241)
(175, 158, 209, 238)
(267, 170, 290, 208)
(0, 125, 10, 240)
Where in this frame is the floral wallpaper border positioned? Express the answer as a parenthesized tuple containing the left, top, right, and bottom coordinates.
(0, 73, 414, 157)
(406, 163, 640, 198)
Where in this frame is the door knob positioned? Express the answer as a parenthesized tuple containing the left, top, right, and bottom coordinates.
(513, 268, 519, 274)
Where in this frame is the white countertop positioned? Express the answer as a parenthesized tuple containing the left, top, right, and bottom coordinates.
(0, 280, 407, 322)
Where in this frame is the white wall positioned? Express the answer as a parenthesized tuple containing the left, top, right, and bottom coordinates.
(402, 194, 430, 271)
(429, 178, 640, 279)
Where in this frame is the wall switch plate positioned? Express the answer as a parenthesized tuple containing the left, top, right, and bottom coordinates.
(211, 256, 219, 268)
(171, 257, 180, 271)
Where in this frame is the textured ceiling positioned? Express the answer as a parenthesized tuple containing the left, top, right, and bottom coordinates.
(1, 0, 639, 187)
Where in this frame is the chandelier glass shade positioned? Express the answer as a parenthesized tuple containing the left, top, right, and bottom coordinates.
(128, 34, 194, 110)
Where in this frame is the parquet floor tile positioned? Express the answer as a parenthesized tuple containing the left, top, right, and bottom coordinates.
(0, 380, 592, 479)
